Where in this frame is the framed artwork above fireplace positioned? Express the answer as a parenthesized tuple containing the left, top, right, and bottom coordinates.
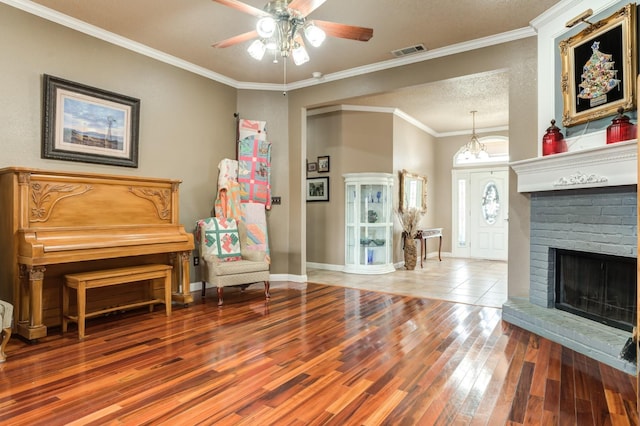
(559, 3, 637, 127)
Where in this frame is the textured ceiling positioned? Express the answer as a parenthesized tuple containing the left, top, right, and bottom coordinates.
(22, 0, 562, 133)
(337, 70, 510, 134)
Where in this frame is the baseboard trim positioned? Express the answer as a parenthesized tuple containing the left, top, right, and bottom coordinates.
(192, 273, 308, 292)
(306, 262, 344, 271)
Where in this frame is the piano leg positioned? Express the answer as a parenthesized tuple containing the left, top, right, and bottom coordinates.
(17, 265, 47, 341)
(170, 251, 193, 306)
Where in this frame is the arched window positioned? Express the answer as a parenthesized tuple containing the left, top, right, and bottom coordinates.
(453, 136, 509, 167)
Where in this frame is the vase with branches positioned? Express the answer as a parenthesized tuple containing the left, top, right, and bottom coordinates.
(396, 208, 425, 270)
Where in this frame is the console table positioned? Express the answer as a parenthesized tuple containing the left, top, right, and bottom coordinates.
(416, 228, 443, 267)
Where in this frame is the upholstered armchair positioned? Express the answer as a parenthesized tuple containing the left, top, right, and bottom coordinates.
(197, 217, 270, 306)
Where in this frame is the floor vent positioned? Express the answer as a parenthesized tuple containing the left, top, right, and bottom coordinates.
(391, 44, 427, 57)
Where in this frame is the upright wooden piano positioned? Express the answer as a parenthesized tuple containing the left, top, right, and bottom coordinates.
(0, 167, 195, 340)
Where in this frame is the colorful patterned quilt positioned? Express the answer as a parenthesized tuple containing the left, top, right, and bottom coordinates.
(196, 217, 242, 262)
(214, 181, 242, 221)
(238, 119, 267, 141)
(238, 136, 271, 209)
(241, 202, 270, 263)
(214, 159, 242, 220)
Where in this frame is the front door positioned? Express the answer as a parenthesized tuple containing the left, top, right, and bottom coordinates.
(469, 169, 509, 260)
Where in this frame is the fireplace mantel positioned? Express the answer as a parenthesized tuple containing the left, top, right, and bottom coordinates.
(510, 140, 637, 193)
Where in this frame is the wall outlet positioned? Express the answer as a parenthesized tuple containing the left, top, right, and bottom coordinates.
(271, 196, 282, 205)
(193, 256, 199, 266)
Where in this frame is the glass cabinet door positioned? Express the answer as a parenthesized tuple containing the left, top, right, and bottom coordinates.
(343, 173, 394, 274)
(345, 183, 357, 265)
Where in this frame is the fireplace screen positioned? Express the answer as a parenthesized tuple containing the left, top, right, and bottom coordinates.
(555, 249, 637, 332)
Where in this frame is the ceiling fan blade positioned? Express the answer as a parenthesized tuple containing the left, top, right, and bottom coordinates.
(212, 30, 258, 48)
(287, 0, 327, 17)
(313, 20, 373, 42)
(212, 0, 267, 17)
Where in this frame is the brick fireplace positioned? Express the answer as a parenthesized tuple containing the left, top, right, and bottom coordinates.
(506, 140, 637, 374)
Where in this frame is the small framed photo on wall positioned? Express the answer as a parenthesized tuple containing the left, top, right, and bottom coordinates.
(306, 177, 329, 202)
(307, 161, 318, 173)
(317, 155, 330, 173)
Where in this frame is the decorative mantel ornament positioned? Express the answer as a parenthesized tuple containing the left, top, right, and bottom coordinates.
(606, 107, 637, 144)
(542, 119, 568, 156)
(554, 171, 608, 187)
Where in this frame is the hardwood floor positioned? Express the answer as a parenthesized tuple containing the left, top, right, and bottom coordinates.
(0, 282, 637, 425)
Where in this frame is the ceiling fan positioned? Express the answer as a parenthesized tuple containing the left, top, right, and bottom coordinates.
(211, 0, 373, 66)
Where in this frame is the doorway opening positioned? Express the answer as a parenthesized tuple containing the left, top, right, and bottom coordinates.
(451, 136, 509, 260)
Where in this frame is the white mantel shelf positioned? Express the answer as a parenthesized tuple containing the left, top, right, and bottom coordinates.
(510, 140, 637, 193)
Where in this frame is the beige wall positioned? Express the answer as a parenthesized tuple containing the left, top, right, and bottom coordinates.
(306, 111, 342, 265)
(2, 2, 538, 297)
(392, 116, 436, 260)
(287, 37, 538, 298)
(0, 4, 237, 281)
(236, 90, 289, 274)
(435, 131, 510, 254)
(306, 110, 393, 266)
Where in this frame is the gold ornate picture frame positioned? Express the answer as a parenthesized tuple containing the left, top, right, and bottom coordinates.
(399, 169, 426, 212)
(559, 4, 636, 127)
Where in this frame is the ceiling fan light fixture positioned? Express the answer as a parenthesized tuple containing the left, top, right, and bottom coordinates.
(292, 44, 309, 65)
(256, 16, 276, 38)
(247, 39, 267, 60)
(304, 23, 326, 47)
(211, 0, 373, 67)
(264, 38, 278, 50)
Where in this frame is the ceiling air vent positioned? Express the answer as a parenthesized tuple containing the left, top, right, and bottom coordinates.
(391, 44, 427, 57)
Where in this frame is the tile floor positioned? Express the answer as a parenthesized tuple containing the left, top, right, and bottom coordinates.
(306, 257, 508, 308)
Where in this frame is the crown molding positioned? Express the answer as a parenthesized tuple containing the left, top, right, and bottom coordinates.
(307, 104, 435, 135)
(286, 27, 536, 91)
(306, 104, 508, 137)
(439, 126, 509, 138)
(2, 0, 241, 87)
(5, 0, 538, 92)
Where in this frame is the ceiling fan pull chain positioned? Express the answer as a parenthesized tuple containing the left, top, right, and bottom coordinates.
(283, 58, 287, 96)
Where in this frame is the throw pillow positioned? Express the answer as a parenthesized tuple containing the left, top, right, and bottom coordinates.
(200, 217, 242, 262)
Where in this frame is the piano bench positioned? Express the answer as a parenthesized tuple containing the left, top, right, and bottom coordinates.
(62, 264, 173, 340)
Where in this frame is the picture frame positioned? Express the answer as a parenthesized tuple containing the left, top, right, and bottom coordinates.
(42, 74, 140, 167)
(307, 161, 318, 172)
(399, 169, 427, 212)
(306, 177, 329, 202)
(317, 155, 330, 173)
(559, 4, 636, 127)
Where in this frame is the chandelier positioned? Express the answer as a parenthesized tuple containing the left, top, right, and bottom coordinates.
(246, 3, 326, 65)
(457, 110, 489, 161)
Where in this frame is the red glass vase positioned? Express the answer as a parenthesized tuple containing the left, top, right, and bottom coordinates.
(606, 107, 636, 144)
(542, 119, 567, 156)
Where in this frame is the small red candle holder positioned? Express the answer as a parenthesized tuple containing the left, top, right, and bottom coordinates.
(606, 107, 636, 144)
(542, 119, 567, 156)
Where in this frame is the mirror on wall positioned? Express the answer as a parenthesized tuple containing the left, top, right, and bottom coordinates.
(399, 169, 427, 212)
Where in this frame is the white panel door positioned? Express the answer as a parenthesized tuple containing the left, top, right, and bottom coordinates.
(469, 170, 508, 260)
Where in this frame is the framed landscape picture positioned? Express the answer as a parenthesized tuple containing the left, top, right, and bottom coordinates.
(559, 4, 636, 127)
(306, 177, 329, 202)
(42, 74, 140, 167)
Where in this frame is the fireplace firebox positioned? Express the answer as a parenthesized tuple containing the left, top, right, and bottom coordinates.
(555, 249, 637, 332)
